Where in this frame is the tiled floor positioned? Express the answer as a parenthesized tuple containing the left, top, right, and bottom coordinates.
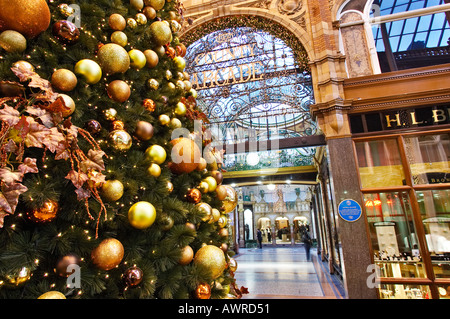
(233, 246, 346, 299)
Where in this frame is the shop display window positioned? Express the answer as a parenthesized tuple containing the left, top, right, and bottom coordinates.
(378, 284, 431, 299)
(355, 139, 405, 188)
(364, 191, 426, 278)
(417, 189, 450, 278)
(404, 133, 450, 185)
(438, 284, 450, 299)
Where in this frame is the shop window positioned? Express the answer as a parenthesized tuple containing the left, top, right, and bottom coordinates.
(355, 139, 406, 188)
(378, 283, 431, 298)
(438, 284, 450, 298)
(364, 191, 426, 278)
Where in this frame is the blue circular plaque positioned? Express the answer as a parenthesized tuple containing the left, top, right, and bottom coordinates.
(338, 199, 362, 222)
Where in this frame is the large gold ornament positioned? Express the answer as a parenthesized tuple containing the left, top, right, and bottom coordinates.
(97, 43, 130, 74)
(149, 21, 172, 46)
(0, 30, 27, 53)
(145, 144, 166, 164)
(107, 80, 130, 103)
(74, 59, 102, 84)
(222, 185, 238, 213)
(91, 238, 124, 271)
(169, 137, 201, 174)
(128, 201, 156, 229)
(26, 199, 59, 223)
(178, 245, 194, 265)
(101, 180, 124, 202)
(38, 291, 66, 299)
(51, 69, 77, 92)
(0, 0, 51, 38)
(109, 130, 132, 151)
(193, 245, 227, 279)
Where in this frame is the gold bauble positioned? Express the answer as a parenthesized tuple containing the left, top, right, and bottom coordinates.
(3, 267, 31, 287)
(159, 114, 170, 125)
(0, 0, 50, 38)
(174, 102, 186, 116)
(203, 176, 217, 192)
(127, 18, 137, 29)
(111, 120, 125, 131)
(185, 188, 201, 204)
(198, 181, 209, 194)
(210, 208, 220, 223)
(143, 6, 157, 20)
(101, 180, 124, 202)
(173, 56, 186, 71)
(169, 137, 201, 174)
(144, 49, 159, 68)
(211, 170, 223, 185)
(147, 163, 161, 177)
(59, 94, 75, 117)
(130, 0, 144, 10)
(27, 199, 59, 223)
(0, 30, 26, 52)
(135, 13, 147, 25)
(111, 31, 128, 47)
(51, 69, 77, 92)
(91, 238, 124, 271)
(128, 201, 156, 229)
(129, 49, 146, 69)
(158, 213, 174, 231)
(145, 144, 166, 164)
(149, 0, 165, 10)
(12, 60, 34, 72)
(169, 118, 182, 129)
(193, 245, 227, 279)
(166, 181, 174, 193)
(196, 202, 212, 222)
(196, 157, 207, 171)
(194, 283, 211, 299)
(109, 130, 132, 151)
(74, 59, 102, 84)
(108, 13, 126, 31)
(222, 185, 237, 213)
(218, 215, 227, 228)
(147, 78, 159, 90)
(103, 108, 117, 121)
(149, 21, 172, 46)
(107, 80, 130, 103)
(38, 291, 66, 299)
(178, 245, 194, 265)
(215, 185, 227, 201)
(135, 121, 154, 141)
(218, 228, 228, 237)
(228, 258, 238, 272)
(97, 43, 130, 74)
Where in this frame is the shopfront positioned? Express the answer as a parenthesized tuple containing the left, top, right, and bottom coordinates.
(349, 104, 450, 299)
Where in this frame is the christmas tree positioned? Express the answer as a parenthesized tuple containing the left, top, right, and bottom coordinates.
(0, 0, 242, 299)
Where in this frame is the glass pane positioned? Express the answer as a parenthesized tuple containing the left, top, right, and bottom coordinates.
(355, 139, 405, 188)
(403, 133, 450, 185)
(364, 191, 426, 278)
(438, 284, 450, 299)
(378, 284, 431, 299)
(417, 189, 450, 278)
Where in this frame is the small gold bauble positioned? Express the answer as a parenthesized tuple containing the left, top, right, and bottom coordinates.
(174, 101, 186, 116)
(3, 267, 32, 287)
(203, 176, 217, 192)
(149, 21, 172, 46)
(147, 78, 159, 90)
(127, 18, 137, 29)
(74, 59, 102, 84)
(198, 181, 209, 194)
(228, 258, 238, 272)
(101, 180, 124, 202)
(215, 185, 227, 201)
(129, 49, 146, 69)
(196, 202, 212, 222)
(196, 157, 207, 171)
(222, 185, 237, 213)
(158, 114, 170, 125)
(12, 60, 34, 72)
(178, 245, 194, 265)
(135, 121, 154, 141)
(147, 163, 161, 177)
(58, 94, 75, 117)
(51, 69, 77, 92)
(143, 49, 159, 68)
(169, 118, 182, 129)
(193, 245, 227, 279)
(218, 228, 228, 237)
(166, 181, 174, 193)
(107, 80, 130, 103)
(130, 0, 144, 10)
(38, 291, 66, 299)
(108, 13, 126, 31)
(210, 208, 221, 223)
(91, 238, 124, 271)
(173, 56, 186, 71)
(111, 120, 125, 131)
(218, 215, 227, 228)
(0, 30, 26, 52)
(145, 144, 166, 164)
(158, 213, 174, 231)
(194, 282, 211, 299)
(109, 130, 132, 151)
(135, 13, 147, 25)
(111, 30, 128, 47)
(128, 201, 156, 229)
(98, 43, 130, 75)
(143, 6, 156, 20)
(103, 108, 117, 121)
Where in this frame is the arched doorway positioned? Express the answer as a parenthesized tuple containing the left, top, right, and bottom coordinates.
(257, 217, 272, 244)
(275, 216, 290, 244)
(294, 215, 309, 243)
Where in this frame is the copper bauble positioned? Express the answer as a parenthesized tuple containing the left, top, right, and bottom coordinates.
(186, 188, 201, 204)
(185, 222, 196, 231)
(91, 238, 124, 271)
(144, 49, 159, 68)
(97, 43, 130, 74)
(51, 69, 77, 92)
(101, 180, 124, 202)
(193, 245, 227, 279)
(108, 13, 126, 31)
(169, 137, 201, 174)
(0, 0, 50, 38)
(149, 21, 172, 46)
(52, 20, 79, 44)
(143, 6, 157, 20)
(85, 119, 102, 135)
(111, 120, 125, 131)
(128, 201, 156, 229)
(0, 30, 26, 53)
(27, 199, 59, 223)
(143, 98, 156, 112)
(107, 80, 130, 103)
(222, 185, 238, 213)
(194, 282, 211, 299)
(178, 246, 194, 266)
(109, 130, 132, 151)
(38, 291, 66, 299)
(55, 254, 81, 277)
(215, 185, 227, 201)
(218, 228, 228, 237)
(135, 121, 154, 141)
(145, 144, 166, 164)
(123, 266, 143, 287)
(211, 170, 223, 185)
